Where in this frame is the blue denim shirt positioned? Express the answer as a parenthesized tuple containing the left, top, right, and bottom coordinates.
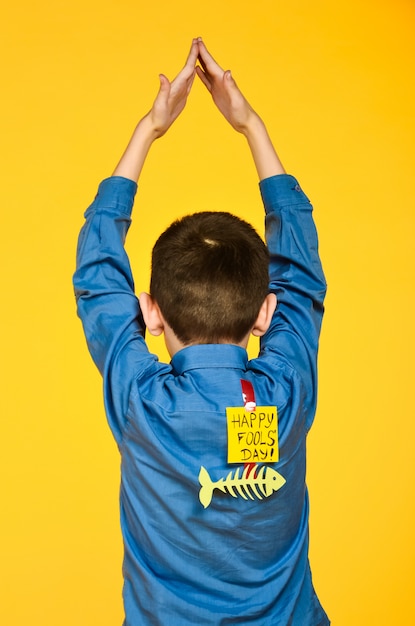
(74, 174, 329, 625)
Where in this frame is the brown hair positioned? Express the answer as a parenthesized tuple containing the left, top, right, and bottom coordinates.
(150, 211, 269, 345)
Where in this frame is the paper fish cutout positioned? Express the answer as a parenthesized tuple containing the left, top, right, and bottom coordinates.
(198, 464, 285, 508)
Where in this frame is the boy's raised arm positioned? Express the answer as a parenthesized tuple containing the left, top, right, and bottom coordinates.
(197, 40, 326, 426)
(73, 42, 200, 440)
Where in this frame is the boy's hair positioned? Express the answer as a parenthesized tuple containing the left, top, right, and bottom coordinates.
(150, 211, 270, 345)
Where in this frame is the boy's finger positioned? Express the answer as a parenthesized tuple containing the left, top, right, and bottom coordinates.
(197, 52, 208, 74)
(184, 38, 200, 69)
(155, 74, 170, 102)
(171, 40, 199, 85)
(186, 69, 196, 95)
(195, 66, 211, 92)
(197, 39, 223, 73)
(158, 74, 170, 90)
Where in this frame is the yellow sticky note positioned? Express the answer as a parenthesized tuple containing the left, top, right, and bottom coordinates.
(226, 406, 278, 464)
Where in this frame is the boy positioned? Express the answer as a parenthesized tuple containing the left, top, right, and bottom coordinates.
(73, 38, 329, 625)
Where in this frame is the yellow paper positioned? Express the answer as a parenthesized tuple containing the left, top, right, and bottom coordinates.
(226, 406, 278, 464)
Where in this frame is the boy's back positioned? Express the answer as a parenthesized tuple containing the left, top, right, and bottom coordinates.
(73, 40, 329, 625)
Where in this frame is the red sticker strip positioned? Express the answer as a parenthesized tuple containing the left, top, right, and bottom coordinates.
(240, 380, 257, 477)
(240, 379, 256, 412)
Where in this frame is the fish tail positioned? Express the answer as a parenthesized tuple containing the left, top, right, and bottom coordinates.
(198, 466, 214, 508)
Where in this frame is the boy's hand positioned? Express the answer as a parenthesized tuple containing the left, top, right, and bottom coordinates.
(112, 40, 198, 181)
(148, 39, 199, 138)
(196, 39, 257, 134)
(196, 39, 285, 179)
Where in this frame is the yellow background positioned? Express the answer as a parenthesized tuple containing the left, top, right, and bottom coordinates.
(1, 0, 414, 624)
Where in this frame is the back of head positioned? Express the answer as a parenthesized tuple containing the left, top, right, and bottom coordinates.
(150, 211, 269, 345)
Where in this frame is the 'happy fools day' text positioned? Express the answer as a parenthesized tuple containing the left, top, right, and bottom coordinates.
(226, 406, 278, 463)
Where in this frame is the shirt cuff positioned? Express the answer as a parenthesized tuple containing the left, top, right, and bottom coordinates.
(259, 174, 311, 213)
(85, 176, 138, 218)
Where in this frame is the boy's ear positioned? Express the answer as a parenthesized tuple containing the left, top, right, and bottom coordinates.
(251, 293, 277, 337)
(139, 292, 165, 336)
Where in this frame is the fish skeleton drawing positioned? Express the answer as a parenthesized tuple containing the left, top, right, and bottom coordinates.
(198, 464, 286, 508)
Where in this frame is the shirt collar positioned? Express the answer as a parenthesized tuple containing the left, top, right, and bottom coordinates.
(171, 344, 248, 375)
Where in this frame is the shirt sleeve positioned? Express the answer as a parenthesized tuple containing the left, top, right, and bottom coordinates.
(73, 176, 157, 443)
(259, 174, 327, 429)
